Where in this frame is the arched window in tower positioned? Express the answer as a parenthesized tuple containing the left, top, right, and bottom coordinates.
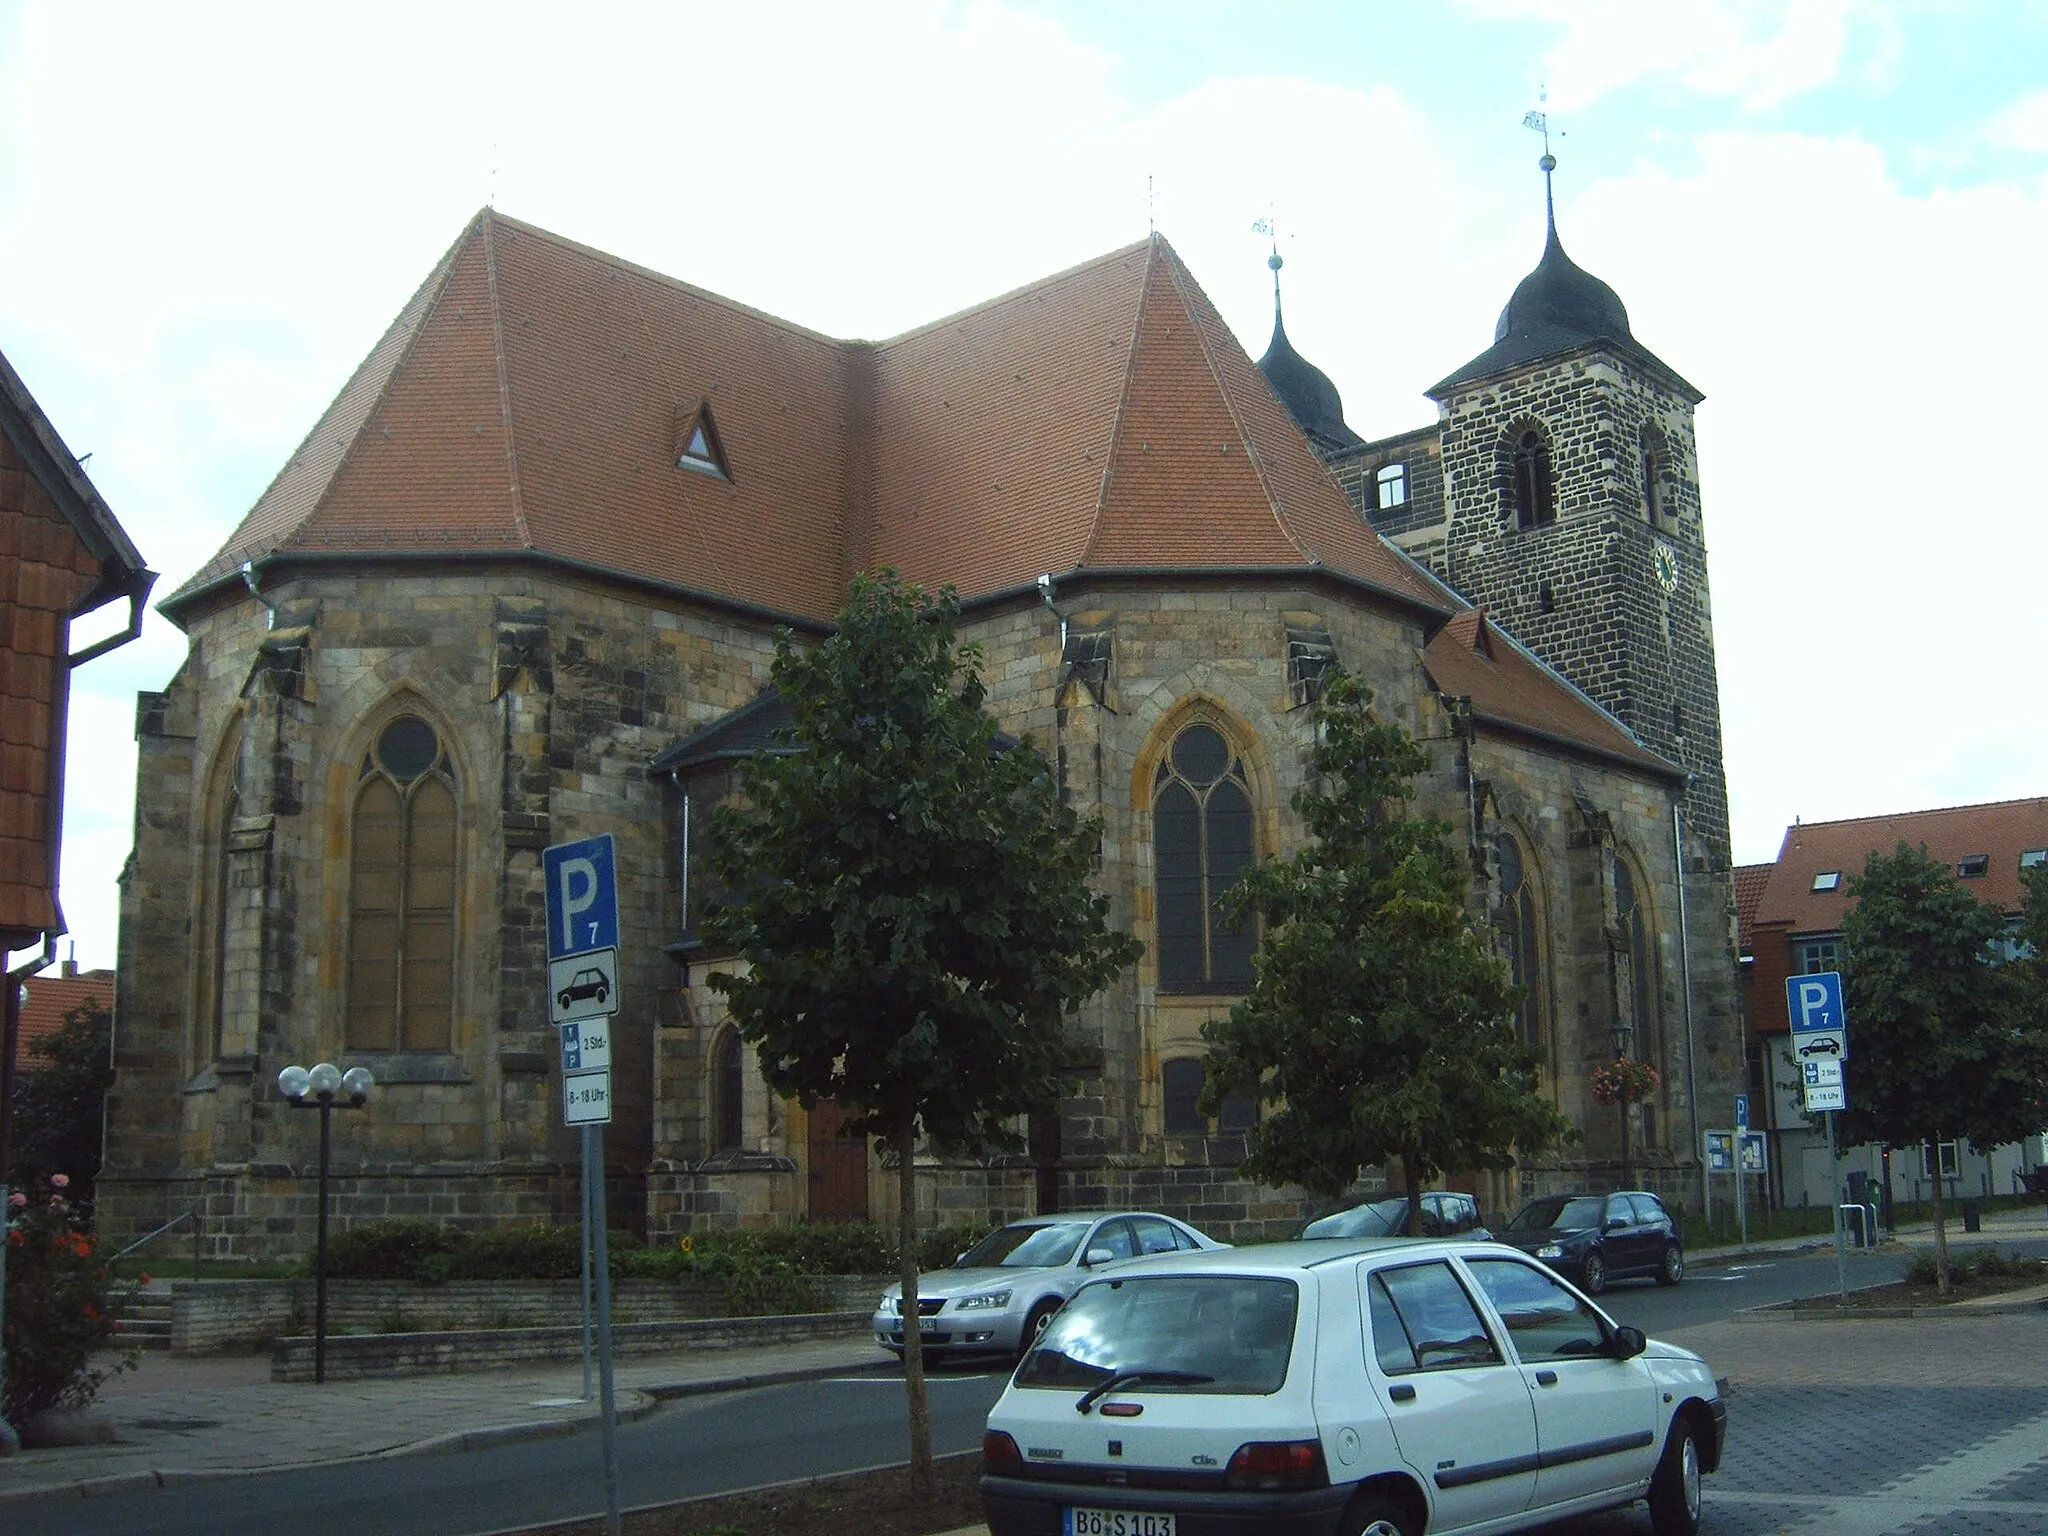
(1510, 426, 1555, 529)
(347, 713, 457, 1053)
(1153, 720, 1256, 993)
(709, 1027, 745, 1151)
(1375, 461, 1408, 510)
(1612, 853, 1656, 1071)
(1495, 834, 1543, 1053)
(1641, 426, 1670, 524)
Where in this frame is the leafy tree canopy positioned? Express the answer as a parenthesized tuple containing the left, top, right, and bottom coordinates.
(1837, 842, 2047, 1154)
(703, 571, 1141, 1151)
(1199, 670, 1571, 1203)
(8, 998, 113, 1210)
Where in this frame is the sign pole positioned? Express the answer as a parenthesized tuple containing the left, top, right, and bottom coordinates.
(1829, 1110, 1848, 1305)
(579, 1131, 595, 1401)
(1734, 1094, 1749, 1248)
(587, 1122, 621, 1535)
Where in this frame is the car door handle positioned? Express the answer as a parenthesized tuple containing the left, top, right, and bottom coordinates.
(1533, 1369, 1558, 1387)
(1389, 1384, 1417, 1402)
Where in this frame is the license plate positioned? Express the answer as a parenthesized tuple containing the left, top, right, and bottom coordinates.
(1065, 1508, 1175, 1536)
(918, 1317, 938, 1333)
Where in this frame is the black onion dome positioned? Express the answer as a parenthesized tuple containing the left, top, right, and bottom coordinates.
(1258, 306, 1362, 452)
(1493, 224, 1632, 348)
(1429, 169, 1700, 402)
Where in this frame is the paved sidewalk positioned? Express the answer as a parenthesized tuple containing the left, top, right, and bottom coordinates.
(2, 1203, 2043, 1517)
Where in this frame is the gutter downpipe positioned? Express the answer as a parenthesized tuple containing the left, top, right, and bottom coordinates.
(1674, 800, 1702, 1215)
(1, 935, 59, 1451)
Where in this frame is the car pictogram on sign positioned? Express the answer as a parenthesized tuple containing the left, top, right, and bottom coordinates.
(557, 966, 611, 1011)
(1798, 1036, 1842, 1058)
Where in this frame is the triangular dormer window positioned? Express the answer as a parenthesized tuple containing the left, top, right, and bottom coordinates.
(673, 401, 730, 481)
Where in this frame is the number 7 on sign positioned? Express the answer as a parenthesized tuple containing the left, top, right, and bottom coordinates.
(543, 835, 619, 961)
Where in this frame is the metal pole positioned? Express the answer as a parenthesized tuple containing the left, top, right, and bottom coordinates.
(586, 1123, 621, 1536)
(1619, 1081, 1633, 1188)
(315, 1098, 333, 1385)
(1736, 1134, 1748, 1247)
(1829, 1110, 1848, 1305)
(579, 1133, 594, 1402)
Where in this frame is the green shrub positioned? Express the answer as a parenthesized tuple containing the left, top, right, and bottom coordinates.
(918, 1222, 996, 1273)
(325, 1218, 465, 1281)
(448, 1224, 585, 1281)
(722, 1261, 831, 1317)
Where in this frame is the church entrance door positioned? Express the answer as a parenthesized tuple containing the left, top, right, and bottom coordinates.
(807, 1100, 869, 1221)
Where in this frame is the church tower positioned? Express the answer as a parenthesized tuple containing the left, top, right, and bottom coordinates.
(1424, 153, 1732, 875)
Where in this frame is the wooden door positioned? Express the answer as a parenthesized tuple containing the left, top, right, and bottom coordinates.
(807, 1100, 869, 1221)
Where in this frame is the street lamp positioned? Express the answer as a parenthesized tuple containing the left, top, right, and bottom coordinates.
(277, 1061, 373, 1384)
(1609, 1021, 1634, 1189)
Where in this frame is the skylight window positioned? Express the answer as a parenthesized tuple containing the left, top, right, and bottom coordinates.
(1811, 871, 1841, 892)
(673, 401, 730, 480)
(2021, 849, 2046, 870)
(1958, 854, 1989, 878)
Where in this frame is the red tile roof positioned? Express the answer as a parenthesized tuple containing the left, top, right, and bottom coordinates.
(167, 213, 1444, 625)
(1750, 798, 2048, 936)
(1421, 609, 1680, 781)
(11, 964, 113, 1055)
(1732, 862, 1773, 953)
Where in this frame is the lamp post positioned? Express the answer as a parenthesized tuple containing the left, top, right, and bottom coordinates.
(1609, 1022, 1634, 1189)
(277, 1062, 373, 1384)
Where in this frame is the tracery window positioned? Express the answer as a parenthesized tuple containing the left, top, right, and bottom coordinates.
(710, 1027, 745, 1151)
(347, 714, 456, 1052)
(1495, 834, 1543, 1053)
(1612, 854, 1654, 1059)
(1153, 721, 1256, 992)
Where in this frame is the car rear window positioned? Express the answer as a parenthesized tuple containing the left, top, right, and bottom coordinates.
(1015, 1275, 1298, 1395)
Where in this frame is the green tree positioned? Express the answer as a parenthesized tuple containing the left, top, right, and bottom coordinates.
(702, 571, 1141, 1494)
(1200, 671, 1571, 1223)
(1839, 842, 2046, 1291)
(9, 999, 113, 1215)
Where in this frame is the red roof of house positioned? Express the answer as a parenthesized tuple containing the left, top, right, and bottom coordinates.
(166, 212, 1447, 626)
(11, 964, 113, 1056)
(1732, 863, 1773, 954)
(1750, 798, 2048, 936)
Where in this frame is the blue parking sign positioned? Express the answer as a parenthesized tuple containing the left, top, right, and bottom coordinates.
(544, 835, 619, 960)
(1785, 971, 1845, 1035)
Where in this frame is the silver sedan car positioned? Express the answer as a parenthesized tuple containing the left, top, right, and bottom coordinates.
(873, 1210, 1226, 1358)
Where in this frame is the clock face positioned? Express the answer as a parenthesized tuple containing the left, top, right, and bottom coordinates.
(1653, 542, 1679, 593)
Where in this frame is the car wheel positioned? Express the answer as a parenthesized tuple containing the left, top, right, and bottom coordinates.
(1648, 1414, 1703, 1536)
(1020, 1298, 1062, 1356)
(1656, 1241, 1685, 1286)
(556, 991, 572, 1010)
(1341, 1492, 1417, 1536)
(1580, 1250, 1607, 1295)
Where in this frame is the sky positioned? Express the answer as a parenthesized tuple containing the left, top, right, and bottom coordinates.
(4, 0, 2045, 973)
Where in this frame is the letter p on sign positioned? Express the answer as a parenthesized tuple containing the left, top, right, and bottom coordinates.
(1785, 971, 1844, 1034)
(558, 858, 597, 951)
(543, 835, 619, 960)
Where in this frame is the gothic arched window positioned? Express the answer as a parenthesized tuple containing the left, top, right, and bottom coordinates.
(709, 1027, 745, 1151)
(200, 722, 245, 1072)
(1153, 721, 1256, 993)
(1496, 834, 1543, 1053)
(1510, 426, 1556, 529)
(347, 714, 456, 1052)
(1613, 854, 1655, 1061)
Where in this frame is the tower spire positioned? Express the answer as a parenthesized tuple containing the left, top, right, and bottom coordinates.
(1522, 90, 1559, 239)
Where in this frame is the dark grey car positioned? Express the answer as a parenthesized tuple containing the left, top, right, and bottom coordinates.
(1498, 1190, 1684, 1294)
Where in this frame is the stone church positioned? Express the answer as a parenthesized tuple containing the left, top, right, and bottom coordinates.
(99, 174, 1742, 1257)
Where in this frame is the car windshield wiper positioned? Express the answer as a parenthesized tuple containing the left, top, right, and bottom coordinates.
(1075, 1368, 1214, 1414)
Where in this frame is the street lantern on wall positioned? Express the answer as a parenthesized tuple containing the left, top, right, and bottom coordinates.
(277, 1061, 373, 1384)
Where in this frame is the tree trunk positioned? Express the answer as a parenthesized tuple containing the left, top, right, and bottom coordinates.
(1401, 1151, 1423, 1233)
(897, 1117, 935, 1497)
(1929, 1137, 1951, 1296)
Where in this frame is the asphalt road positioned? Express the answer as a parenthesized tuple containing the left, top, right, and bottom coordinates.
(25, 1239, 2048, 1536)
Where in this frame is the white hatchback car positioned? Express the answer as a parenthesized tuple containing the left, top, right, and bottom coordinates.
(874, 1211, 1225, 1358)
(981, 1237, 1725, 1536)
